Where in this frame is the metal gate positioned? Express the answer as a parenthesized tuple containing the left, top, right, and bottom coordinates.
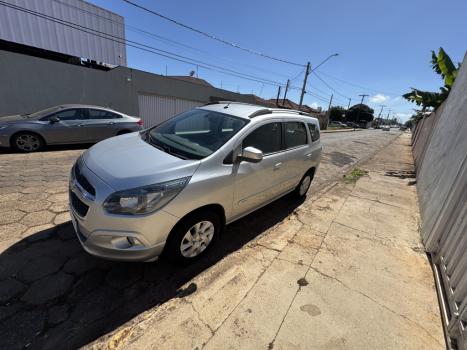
(138, 94, 203, 128)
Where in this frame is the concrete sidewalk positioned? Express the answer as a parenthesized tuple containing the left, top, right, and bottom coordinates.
(90, 133, 443, 350)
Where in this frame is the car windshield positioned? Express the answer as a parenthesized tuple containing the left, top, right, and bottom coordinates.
(146, 109, 248, 160)
(25, 106, 61, 119)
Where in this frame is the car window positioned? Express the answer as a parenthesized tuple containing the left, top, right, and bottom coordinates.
(285, 122, 307, 148)
(48, 109, 87, 121)
(148, 109, 248, 159)
(243, 122, 282, 155)
(88, 109, 121, 119)
(308, 123, 320, 142)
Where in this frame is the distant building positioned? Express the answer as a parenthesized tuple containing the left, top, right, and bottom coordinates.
(0, 0, 126, 66)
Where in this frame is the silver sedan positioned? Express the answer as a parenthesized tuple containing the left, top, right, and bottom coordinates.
(0, 104, 143, 152)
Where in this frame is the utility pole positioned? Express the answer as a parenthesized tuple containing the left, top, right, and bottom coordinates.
(347, 98, 351, 110)
(275, 86, 282, 107)
(359, 94, 369, 105)
(299, 62, 311, 110)
(355, 94, 369, 125)
(378, 105, 386, 118)
(325, 94, 334, 129)
(282, 79, 290, 105)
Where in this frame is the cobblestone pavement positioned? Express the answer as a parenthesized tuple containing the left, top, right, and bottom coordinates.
(0, 130, 401, 349)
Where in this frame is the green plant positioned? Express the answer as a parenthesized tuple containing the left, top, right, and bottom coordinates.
(403, 48, 460, 111)
(329, 106, 346, 121)
(343, 168, 368, 183)
(345, 104, 374, 123)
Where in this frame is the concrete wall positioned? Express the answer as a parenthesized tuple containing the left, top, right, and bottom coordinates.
(0, 49, 256, 117)
(413, 54, 467, 347)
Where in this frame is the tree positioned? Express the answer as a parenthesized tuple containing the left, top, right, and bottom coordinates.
(345, 104, 374, 123)
(403, 48, 460, 111)
(329, 106, 346, 121)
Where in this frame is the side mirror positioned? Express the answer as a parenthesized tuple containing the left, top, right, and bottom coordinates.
(239, 146, 263, 163)
(49, 116, 60, 123)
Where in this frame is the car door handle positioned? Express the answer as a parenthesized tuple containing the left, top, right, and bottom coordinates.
(77, 124, 84, 127)
(108, 122, 116, 125)
(273, 162, 282, 170)
(305, 153, 313, 159)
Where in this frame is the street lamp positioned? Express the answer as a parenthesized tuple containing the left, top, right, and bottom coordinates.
(299, 53, 339, 109)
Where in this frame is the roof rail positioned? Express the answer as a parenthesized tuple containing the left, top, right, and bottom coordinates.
(248, 109, 273, 118)
(271, 109, 312, 117)
(202, 101, 261, 107)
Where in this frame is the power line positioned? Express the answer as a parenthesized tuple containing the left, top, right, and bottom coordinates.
(0, 1, 286, 88)
(51, 0, 294, 80)
(311, 71, 350, 99)
(317, 71, 402, 96)
(122, 0, 305, 67)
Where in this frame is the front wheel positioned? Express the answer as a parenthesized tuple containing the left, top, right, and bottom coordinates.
(164, 211, 221, 264)
(12, 132, 45, 152)
(294, 171, 314, 198)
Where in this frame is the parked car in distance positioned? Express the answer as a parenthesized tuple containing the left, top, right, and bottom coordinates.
(0, 104, 143, 152)
(328, 121, 348, 128)
(345, 122, 359, 128)
(69, 102, 322, 263)
(382, 125, 390, 131)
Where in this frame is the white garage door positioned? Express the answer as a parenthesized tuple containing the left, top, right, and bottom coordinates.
(138, 94, 203, 128)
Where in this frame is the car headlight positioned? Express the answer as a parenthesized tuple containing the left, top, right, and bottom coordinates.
(103, 177, 190, 215)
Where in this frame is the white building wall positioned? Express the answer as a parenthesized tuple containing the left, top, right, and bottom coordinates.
(0, 0, 126, 65)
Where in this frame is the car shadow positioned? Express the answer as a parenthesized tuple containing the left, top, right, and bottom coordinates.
(0, 193, 304, 349)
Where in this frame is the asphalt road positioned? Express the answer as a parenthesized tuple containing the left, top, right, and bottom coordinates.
(0, 129, 402, 349)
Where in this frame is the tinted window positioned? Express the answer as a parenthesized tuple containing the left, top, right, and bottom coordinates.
(49, 109, 87, 121)
(285, 122, 307, 148)
(308, 123, 320, 142)
(243, 122, 282, 154)
(148, 109, 248, 159)
(88, 109, 120, 119)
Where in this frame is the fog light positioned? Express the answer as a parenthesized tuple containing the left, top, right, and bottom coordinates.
(127, 236, 144, 247)
(111, 236, 145, 249)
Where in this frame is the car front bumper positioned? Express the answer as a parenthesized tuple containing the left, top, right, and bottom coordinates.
(69, 157, 180, 262)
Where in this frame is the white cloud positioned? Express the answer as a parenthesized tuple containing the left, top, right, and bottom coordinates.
(369, 93, 390, 103)
(310, 102, 319, 109)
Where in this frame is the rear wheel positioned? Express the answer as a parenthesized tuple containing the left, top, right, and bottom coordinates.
(164, 211, 221, 264)
(294, 170, 314, 198)
(12, 132, 44, 152)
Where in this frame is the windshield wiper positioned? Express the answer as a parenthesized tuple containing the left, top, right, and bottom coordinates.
(146, 133, 189, 160)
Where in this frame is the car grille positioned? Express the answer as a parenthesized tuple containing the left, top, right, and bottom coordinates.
(74, 163, 96, 196)
(70, 190, 89, 217)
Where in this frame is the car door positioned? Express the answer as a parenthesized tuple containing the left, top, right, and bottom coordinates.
(84, 109, 123, 141)
(40, 108, 89, 144)
(232, 121, 290, 217)
(280, 121, 313, 191)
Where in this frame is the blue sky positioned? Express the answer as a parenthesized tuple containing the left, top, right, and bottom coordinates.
(89, 0, 467, 122)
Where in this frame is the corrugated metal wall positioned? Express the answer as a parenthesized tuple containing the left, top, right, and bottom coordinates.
(0, 0, 126, 65)
(414, 54, 467, 349)
(138, 94, 203, 128)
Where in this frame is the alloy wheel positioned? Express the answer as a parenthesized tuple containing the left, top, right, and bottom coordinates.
(180, 220, 215, 258)
(15, 134, 41, 152)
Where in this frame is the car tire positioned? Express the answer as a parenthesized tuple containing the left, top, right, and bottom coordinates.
(294, 170, 314, 198)
(117, 130, 131, 135)
(163, 210, 221, 264)
(11, 132, 45, 153)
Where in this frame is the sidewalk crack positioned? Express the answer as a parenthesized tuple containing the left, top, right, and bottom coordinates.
(309, 267, 443, 347)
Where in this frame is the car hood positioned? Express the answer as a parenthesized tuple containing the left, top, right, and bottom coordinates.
(0, 115, 30, 123)
(82, 133, 201, 191)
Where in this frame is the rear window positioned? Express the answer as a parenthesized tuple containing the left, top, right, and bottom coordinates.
(308, 123, 320, 142)
(285, 122, 307, 148)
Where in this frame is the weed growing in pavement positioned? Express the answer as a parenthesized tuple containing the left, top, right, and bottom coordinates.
(343, 168, 368, 183)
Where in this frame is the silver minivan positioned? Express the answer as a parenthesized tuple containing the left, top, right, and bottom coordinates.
(69, 102, 322, 263)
